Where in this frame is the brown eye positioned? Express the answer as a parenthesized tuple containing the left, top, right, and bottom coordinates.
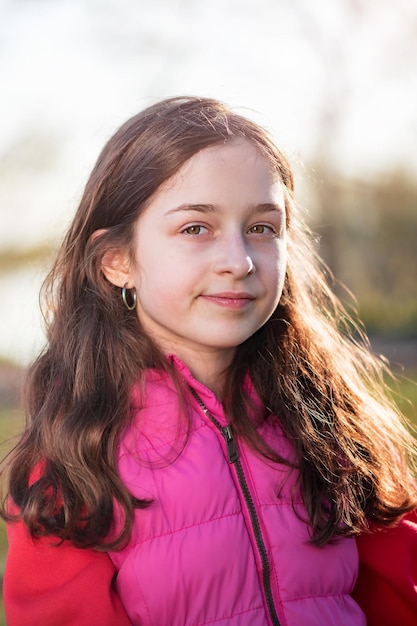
(248, 224, 274, 234)
(182, 225, 208, 235)
(186, 225, 201, 234)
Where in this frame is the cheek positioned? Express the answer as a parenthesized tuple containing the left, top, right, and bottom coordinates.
(133, 241, 167, 289)
(278, 244, 287, 285)
(264, 243, 287, 289)
(135, 264, 185, 314)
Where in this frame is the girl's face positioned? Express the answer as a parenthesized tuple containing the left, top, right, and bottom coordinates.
(105, 139, 287, 381)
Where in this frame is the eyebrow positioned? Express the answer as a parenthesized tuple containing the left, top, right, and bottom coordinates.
(163, 202, 284, 216)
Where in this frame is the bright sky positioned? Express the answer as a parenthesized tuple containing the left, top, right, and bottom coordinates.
(1, 0, 417, 362)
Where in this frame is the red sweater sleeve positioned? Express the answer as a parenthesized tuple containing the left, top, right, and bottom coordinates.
(4, 518, 131, 626)
(353, 509, 417, 626)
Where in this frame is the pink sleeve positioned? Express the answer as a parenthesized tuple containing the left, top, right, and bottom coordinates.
(353, 509, 417, 626)
(4, 518, 131, 626)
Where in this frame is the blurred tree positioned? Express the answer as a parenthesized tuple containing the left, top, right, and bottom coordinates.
(290, 0, 417, 338)
(308, 171, 417, 336)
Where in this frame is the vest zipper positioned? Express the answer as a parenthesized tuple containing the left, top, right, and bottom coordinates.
(189, 387, 282, 626)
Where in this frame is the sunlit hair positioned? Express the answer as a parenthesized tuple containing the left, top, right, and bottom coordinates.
(1, 96, 416, 548)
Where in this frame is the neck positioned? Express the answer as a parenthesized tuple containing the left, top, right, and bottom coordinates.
(171, 347, 235, 400)
(190, 366, 227, 400)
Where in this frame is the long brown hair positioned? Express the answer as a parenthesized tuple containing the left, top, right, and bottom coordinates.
(1, 96, 416, 548)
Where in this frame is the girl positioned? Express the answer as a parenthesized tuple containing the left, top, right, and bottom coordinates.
(2, 96, 417, 626)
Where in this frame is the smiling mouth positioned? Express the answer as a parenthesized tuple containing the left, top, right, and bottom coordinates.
(201, 293, 256, 309)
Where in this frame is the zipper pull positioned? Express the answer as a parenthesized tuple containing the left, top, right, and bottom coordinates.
(221, 425, 239, 464)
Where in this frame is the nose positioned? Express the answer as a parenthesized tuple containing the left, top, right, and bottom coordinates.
(214, 233, 255, 278)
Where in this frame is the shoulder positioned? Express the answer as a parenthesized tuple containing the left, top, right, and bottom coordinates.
(353, 509, 417, 626)
(120, 369, 202, 458)
(4, 515, 131, 626)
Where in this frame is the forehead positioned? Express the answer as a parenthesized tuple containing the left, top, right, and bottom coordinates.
(157, 139, 284, 201)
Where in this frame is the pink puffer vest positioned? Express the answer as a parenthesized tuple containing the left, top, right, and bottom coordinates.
(109, 356, 366, 626)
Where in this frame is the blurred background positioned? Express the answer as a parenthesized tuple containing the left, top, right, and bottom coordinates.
(0, 0, 416, 620)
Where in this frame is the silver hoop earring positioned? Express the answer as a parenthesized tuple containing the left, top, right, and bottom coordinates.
(122, 283, 137, 311)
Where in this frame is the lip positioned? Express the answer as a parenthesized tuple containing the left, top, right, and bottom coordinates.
(201, 292, 256, 309)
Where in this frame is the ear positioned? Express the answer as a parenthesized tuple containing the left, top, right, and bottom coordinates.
(101, 249, 132, 288)
(92, 229, 132, 288)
